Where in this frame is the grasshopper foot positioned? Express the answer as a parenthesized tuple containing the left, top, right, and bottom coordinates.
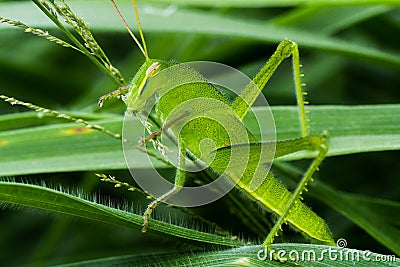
(141, 198, 159, 233)
(141, 186, 183, 233)
(141, 207, 153, 233)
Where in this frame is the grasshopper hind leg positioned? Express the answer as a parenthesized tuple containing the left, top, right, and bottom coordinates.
(263, 131, 329, 248)
(241, 40, 329, 248)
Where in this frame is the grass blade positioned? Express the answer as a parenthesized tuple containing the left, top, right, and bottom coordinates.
(1, 1, 399, 67)
(55, 245, 400, 267)
(0, 181, 246, 247)
(1, 105, 400, 176)
(139, 0, 400, 7)
(1, 180, 398, 265)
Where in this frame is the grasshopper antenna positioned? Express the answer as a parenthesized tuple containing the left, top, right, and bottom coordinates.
(111, 0, 149, 60)
(132, 0, 149, 59)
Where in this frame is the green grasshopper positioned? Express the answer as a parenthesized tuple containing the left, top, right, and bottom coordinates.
(100, 0, 335, 248)
(0, 0, 335, 249)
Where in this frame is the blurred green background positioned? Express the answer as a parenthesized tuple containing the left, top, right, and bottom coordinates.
(0, 0, 399, 266)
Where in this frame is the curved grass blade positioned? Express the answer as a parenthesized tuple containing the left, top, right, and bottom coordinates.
(0, 181, 246, 247)
(1, 178, 398, 267)
(55, 244, 400, 267)
(1, 1, 399, 68)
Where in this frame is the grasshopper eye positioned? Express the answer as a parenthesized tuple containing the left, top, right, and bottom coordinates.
(146, 62, 161, 77)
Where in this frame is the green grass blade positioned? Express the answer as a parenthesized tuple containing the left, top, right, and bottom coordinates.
(2, 179, 399, 264)
(1, 104, 399, 176)
(130, 0, 400, 8)
(0, 116, 126, 176)
(55, 245, 400, 267)
(273, 105, 400, 160)
(273, 6, 391, 35)
(1, 1, 399, 68)
(0, 181, 246, 247)
(276, 162, 400, 256)
(315, 184, 400, 256)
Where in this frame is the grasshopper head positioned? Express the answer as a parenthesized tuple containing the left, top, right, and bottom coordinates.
(125, 59, 168, 115)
